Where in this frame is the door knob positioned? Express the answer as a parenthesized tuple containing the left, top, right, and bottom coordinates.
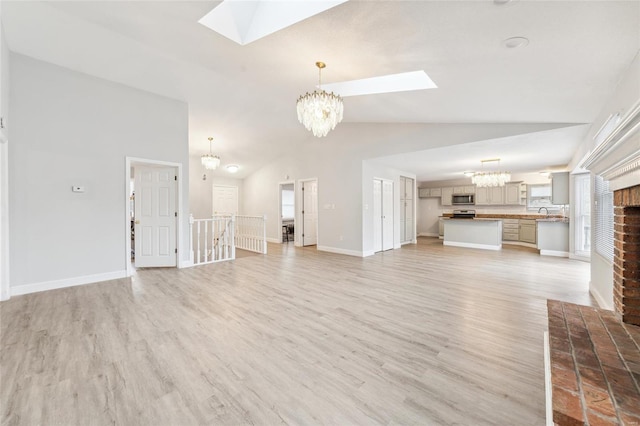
(135, 220, 140, 224)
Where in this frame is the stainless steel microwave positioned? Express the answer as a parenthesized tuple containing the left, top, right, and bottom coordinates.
(452, 194, 475, 205)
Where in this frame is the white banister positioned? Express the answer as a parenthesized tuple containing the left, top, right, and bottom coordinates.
(213, 214, 267, 254)
(188, 215, 236, 266)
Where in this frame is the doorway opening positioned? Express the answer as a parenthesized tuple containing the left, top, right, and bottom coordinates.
(298, 178, 318, 247)
(125, 157, 183, 276)
(279, 182, 295, 244)
(373, 178, 394, 252)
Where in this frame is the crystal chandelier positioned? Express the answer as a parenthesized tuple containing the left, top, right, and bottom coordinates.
(471, 159, 511, 187)
(296, 61, 344, 138)
(201, 137, 221, 170)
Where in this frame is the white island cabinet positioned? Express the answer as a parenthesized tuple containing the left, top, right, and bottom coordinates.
(443, 219, 502, 250)
(537, 219, 569, 257)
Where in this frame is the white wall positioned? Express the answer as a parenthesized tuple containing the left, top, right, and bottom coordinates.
(188, 154, 244, 219)
(568, 50, 640, 310)
(0, 8, 10, 300)
(243, 145, 363, 252)
(9, 54, 189, 290)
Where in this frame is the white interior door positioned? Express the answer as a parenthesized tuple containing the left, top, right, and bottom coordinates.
(382, 180, 394, 251)
(134, 167, 177, 267)
(302, 179, 318, 246)
(212, 185, 238, 215)
(373, 179, 382, 252)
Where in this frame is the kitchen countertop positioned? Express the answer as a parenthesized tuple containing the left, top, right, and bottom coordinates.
(537, 218, 570, 223)
(441, 213, 566, 220)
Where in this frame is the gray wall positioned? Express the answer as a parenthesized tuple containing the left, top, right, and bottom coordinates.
(9, 54, 189, 288)
(569, 50, 640, 309)
(188, 154, 244, 219)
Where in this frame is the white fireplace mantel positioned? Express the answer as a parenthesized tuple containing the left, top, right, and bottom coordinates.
(581, 98, 640, 191)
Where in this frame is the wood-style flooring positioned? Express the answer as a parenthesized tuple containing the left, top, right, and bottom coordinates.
(1, 237, 592, 425)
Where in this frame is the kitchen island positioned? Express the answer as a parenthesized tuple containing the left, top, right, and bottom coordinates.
(537, 218, 569, 257)
(443, 219, 503, 250)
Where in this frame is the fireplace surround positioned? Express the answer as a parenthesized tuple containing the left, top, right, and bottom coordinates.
(582, 99, 640, 325)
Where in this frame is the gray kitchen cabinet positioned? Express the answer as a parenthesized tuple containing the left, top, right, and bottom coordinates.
(502, 219, 519, 241)
(400, 177, 415, 243)
(504, 182, 526, 205)
(418, 188, 430, 198)
(519, 219, 537, 244)
(441, 187, 453, 206)
(476, 186, 504, 205)
(464, 185, 476, 194)
(430, 188, 442, 197)
(551, 172, 570, 205)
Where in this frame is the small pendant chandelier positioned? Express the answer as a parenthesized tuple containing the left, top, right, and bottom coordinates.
(296, 61, 344, 138)
(471, 159, 511, 187)
(201, 137, 221, 170)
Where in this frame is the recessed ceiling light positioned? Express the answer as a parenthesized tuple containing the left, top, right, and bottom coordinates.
(321, 71, 437, 97)
(503, 37, 529, 49)
(463, 171, 475, 177)
(493, 0, 513, 5)
(226, 164, 239, 173)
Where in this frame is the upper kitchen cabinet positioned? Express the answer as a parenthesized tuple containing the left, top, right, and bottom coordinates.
(453, 185, 476, 194)
(441, 187, 453, 206)
(476, 186, 504, 205)
(551, 172, 570, 205)
(504, 182, 526, 205)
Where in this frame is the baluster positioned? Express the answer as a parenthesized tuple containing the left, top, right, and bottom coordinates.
(196, 221, 201, 264)
(262, 214, 267, 254)
(204, 220, 209, 262)
(230, 215, 236, 259)
(189, 214, 194, 265)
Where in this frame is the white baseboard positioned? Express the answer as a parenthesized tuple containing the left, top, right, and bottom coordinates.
(317, 245, 363, 257)
(11, 270, 128, 297)
(443, 241, 501, 251)
(502, 240, 537, 248)
(363, 250, 376, 257)
(569, 253, 591, 262)
(543, 331, 553, 426)
(590, 285, 613, 310)
(179, 260, 194, 268)
(540, 250, 570, 258)
(418, 232, 439, 237)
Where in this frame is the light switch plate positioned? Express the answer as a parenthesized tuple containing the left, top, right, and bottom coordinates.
(72, 186, 85, 193)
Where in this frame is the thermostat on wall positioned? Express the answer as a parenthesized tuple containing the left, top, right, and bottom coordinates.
(72, 186, 85, 193)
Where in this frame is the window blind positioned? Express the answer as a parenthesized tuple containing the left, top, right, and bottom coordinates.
(594, 175, 614, 262)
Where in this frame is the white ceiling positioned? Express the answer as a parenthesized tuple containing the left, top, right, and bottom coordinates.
(3, 1, 639, 180)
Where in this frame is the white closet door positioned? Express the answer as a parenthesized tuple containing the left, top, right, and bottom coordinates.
(135, 167, 177, 268)
(212, 185, 238, 215)
(382, 180, 394, 251)
(302, 180, 318, 246)
(373, 179, 382, 252)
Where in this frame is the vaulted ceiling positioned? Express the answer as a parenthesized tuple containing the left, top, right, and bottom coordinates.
(3, 1, 639, 180)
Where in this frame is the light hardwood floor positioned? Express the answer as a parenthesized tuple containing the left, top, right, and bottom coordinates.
(1, 237, 591, 425)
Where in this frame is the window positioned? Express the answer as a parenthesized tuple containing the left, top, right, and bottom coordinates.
(281, 188, 294, 220)
(527, 184, 561, 211)
(574, 173, 591, 257)
(594, 175, 614, 262)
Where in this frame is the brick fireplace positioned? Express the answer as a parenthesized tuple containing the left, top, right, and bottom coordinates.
(613, 184, 640, 326)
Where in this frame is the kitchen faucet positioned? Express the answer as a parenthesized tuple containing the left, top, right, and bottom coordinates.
(538, 207, 549, 217)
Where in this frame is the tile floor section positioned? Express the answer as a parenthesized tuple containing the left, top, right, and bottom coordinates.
(548, 300, 640, 425)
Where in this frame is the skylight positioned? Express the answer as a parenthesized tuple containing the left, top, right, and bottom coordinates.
(198, 0, 348, 46)
(320, 71, 437, 97)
